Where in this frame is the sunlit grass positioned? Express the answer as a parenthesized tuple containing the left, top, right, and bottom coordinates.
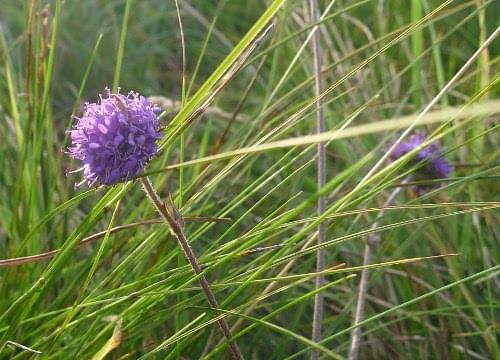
(0, 0, 498, 359)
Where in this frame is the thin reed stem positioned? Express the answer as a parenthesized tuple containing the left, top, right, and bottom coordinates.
(141, 177, 244, 360)
(309, 0, 327, 359)
(349, 179, 409, 360)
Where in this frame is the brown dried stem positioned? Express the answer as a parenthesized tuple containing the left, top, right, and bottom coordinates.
(141, 177, 243, 360)
(309, 0, 327, 359)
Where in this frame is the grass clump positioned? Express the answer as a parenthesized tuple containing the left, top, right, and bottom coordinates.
(0, 0, 498, 358)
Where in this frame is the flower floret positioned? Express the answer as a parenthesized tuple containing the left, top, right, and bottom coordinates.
(68, 88, 161, 186)
(390, 132, 452, 192)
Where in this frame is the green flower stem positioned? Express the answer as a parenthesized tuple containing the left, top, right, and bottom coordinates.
(349, 179, 409, 360)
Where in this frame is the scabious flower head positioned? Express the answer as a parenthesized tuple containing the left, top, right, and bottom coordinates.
(68, 88, 162, 187)
(390, 132, 452, 192)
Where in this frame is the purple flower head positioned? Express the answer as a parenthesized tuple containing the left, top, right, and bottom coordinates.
(68, 88, 162, 187)
(390, 132, 452, 192)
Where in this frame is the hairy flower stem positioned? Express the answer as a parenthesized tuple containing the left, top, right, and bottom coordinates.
(141, 177, 244, 360)
(309, 0, 326, 359)
(349, 179, 409, 360)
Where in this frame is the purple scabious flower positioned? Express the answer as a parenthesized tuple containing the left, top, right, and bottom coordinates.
(68, 88, 162, 187)
(390, 132, 452, 192)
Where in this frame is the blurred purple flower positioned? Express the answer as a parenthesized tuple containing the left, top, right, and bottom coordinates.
(68, 88, 161, 187)
(390, 132, 452, 191)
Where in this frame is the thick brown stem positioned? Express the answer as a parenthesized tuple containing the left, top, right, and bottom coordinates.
(141, 177, 244, 360)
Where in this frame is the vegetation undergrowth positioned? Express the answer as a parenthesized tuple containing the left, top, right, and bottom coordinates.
(0, 0, 498, 359)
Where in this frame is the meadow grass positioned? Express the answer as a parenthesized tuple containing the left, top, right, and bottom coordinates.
(0, 0, 498, 359)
